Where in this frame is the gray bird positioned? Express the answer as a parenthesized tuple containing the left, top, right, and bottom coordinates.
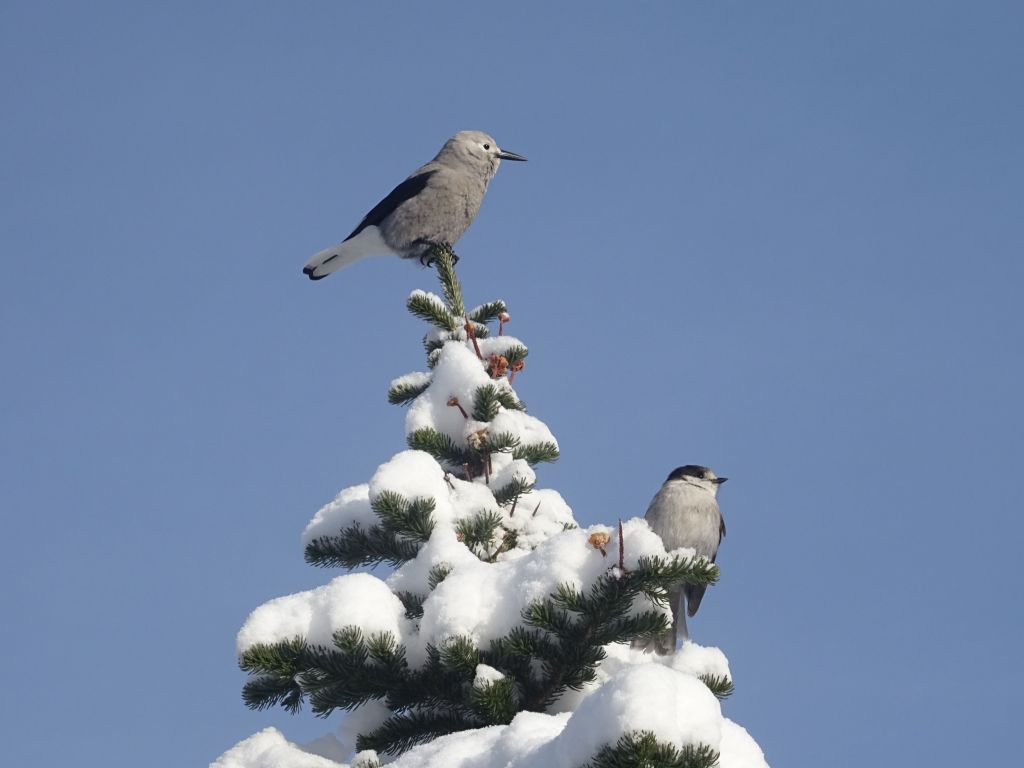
(634, 465, 727, 654)
(303, 130, 526, 280)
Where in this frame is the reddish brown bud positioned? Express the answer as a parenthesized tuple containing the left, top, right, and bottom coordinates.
(487, 355, 509, 379)
(588, 531, 610, 557)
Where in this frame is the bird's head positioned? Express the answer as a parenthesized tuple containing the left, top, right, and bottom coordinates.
(665, 465, 728, 496)
(438, 130, 527, 178)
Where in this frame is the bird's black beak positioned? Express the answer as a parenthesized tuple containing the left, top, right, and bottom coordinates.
(713, 477, 728, 485)
(497, 149, 527, 161)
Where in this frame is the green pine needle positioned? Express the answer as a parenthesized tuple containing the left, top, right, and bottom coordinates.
(439, 635, 481, 677)
(372, 490, 436, 542)
(241, 673, 305, 714)
(698, 673, 734, 700)
(396, 590, 426, 620)
(470, 675, 518, 724)
(304, 524, 422, 568)
(430, 246, 465, 317)
(485, 431, 520, 453)
(513, 441, 560, 465)
(501, 344, 529, 366)
(634, 554, 720, 591)
(388, 377, 431, 406)
(357, 710, 475, 756)
(496, 389, 526, 411)
(492, 475, 535, 506)
(239, 637, 309, 714)
(455, 510, 503, 554)
(423, 335, 447, 355)
(428, 564, 453, 590)
(466, 300, 508, 325)
(585, 731, 720, 768)
(407, 292, 459, 330)
(407, 427, 471, 467)
(472, 384, 502, 421)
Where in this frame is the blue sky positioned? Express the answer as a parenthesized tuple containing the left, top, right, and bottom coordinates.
(2, 2, 1022, 765)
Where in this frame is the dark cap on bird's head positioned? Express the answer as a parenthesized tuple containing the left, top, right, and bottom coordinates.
(666, 465, 728, 484)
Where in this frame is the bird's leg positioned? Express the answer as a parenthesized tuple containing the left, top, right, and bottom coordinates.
(676, 594, 689, 644)
(655, 589, 682, 654)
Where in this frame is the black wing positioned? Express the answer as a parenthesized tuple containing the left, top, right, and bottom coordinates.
(685, 584, 707, 617)
(345, 171, 435, 241)
(688, 511, 726, 617)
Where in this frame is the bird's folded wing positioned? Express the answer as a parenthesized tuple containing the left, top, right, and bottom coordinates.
(345, 170, 436, 241)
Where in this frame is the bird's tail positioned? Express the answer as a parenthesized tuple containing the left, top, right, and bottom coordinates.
(630, 587, 684, 655)
(684, 584, 707, 618)
(302, 227, 391, 280)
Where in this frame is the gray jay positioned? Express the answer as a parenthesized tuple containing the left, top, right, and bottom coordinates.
(634, 465, 727, 654)
(303, 131, 526, 280)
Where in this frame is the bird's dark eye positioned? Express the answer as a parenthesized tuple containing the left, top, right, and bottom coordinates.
(483, 143, 490, 150)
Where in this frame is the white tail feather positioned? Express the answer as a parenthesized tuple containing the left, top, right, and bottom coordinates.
(303, 226, 394, 279)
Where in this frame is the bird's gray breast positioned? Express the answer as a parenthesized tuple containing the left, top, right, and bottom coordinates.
(379, 163, 486, 256)
(644, 483, 722, 560)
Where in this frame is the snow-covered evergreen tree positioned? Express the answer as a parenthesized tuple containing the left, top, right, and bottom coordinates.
(214, 249, 768, 768)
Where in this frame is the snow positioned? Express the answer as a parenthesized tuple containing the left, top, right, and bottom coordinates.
(407, 290, 451, 319)
(389, 370, 432, 392)
(497, 486, 576, 551)
(719, 720, 770, 768)
(488, 407, 556, 452)
(236, 573, 408, 654)
(216, 666, 765, 768)
(368, 450, 490, 529)
(672, 640, 734, 680)
(547, 640, 733, 714)
(475, 335, 526, 359)
(301, 484, 373, 549)
(486, 458, 534, 494)
(403, 342, 556, 460)
(397, 520, 672, 667)
(527, 665, 723, 766)
(333, 701, 391, 760)
(472, 663, 505, 689)
(218, 308, 769, 768)
(212, 728, 345, 768)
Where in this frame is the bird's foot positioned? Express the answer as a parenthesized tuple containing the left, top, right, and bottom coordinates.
(419, 242, 458, 267)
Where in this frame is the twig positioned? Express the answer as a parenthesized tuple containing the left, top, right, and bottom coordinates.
(508, 360, 524, 385)
(465, 317, 483, 359)
(618, 519, 627, 572)
(447, 396, 469, 419)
